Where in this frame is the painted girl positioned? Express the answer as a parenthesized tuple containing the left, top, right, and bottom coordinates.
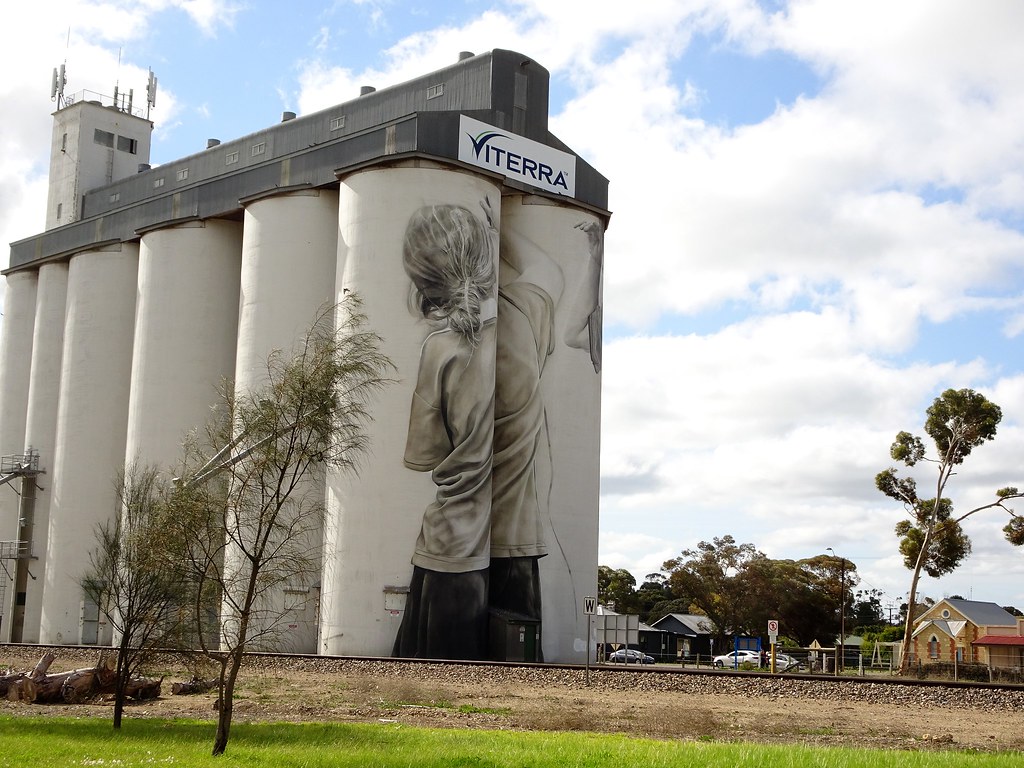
(393, 202, 498, 660)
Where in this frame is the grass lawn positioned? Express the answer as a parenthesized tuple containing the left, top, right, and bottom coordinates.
(0, 716, 1020, 768)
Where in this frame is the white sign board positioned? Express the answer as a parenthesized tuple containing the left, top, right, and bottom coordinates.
(584, 596, 597, 615)
(458, 115, 577, 198)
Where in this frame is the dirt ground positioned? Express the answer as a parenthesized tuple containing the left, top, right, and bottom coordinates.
(3, 649, 1023, 753)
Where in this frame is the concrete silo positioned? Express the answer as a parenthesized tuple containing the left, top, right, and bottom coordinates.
(496, 195, 604, 663)
(40, 245, 139, 645)
(0, 270, 38, 641)
(126, 220, 242, 473)
(321, 162, 501, 658)
(13, 263, 70, 643)
(234, 188, 339, 652)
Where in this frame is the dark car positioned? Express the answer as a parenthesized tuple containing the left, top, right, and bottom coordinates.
(608, 649, 656, 664)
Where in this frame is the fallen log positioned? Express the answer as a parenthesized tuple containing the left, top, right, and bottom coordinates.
(124, 676, 163, 700)
(0, 653, 55, 702)
(1, 653, 162, 704)
(171, 677, 217, 695)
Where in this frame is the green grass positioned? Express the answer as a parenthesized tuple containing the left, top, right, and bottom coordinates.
(0, 716, 1019, 768)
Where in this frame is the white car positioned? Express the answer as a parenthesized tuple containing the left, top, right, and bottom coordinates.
(713, 650, 761, 668)
(773, 653, 800, 672)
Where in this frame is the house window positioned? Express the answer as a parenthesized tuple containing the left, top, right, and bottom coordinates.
(116, 135, 138, 154)
(426, 83, 444, 100)
(109, 192, 120, 203)
(93, 129, 115, 147)
(929, 636, 939, 659)
(56, 202, 62, 219)
(176, 168, 189, 181)
(941, 609, 950, 618)
(225, 150, 239, 165)
(61, 133, 67, 152)
(251, 142, 266, 157)
(329, 116, 345, 131)
(153, 178, 164, 189)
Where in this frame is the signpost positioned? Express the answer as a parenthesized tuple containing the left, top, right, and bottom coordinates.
(768, 620, 779, 673)
(584, 596, 596, 685)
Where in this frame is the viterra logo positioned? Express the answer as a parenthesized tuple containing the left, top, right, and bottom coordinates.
(466, 129, 571, 192)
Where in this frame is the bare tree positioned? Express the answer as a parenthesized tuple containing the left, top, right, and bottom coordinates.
(166, 299, 392, 756)
(82, 463, 185, 729)
(876, 388, 1022, 674)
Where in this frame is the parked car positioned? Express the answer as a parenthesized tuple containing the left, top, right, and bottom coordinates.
(713, 650, 761, 668)
(608, 649, 656, 664)
(774, 653, 801, 672)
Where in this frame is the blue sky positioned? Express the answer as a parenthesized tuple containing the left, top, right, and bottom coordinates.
(2, 1, 1023, 617)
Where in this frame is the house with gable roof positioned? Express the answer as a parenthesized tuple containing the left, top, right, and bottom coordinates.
(649, 613, 717, 661)
(911, 598, 1024, 669)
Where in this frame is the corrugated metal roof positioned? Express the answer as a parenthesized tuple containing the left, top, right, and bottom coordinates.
(943, 598, 1017, 627)
(972, 635, 1024, 646)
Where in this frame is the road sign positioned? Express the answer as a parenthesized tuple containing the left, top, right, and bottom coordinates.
(767, 619, 779, 634)
(584, 596, 597, 615)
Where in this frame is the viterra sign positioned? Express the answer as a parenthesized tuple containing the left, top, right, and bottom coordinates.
(458, 115, 576, 197)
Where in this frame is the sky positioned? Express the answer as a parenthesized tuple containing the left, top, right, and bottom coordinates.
(2, 1, 1023, 620)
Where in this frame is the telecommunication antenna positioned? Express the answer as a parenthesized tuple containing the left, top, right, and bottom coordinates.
(146, 68, 158, 120)
(50, 64, 67, 107)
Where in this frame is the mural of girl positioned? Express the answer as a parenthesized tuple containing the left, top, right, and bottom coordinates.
(392, 202, 498, 660)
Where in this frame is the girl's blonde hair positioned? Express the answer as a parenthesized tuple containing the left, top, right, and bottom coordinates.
(403, 204, 496, 343)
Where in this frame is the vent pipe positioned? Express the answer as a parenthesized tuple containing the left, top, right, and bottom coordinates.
(359, 85, 376, 96)
(207, 138, 221, 149)
(458, 51, 474, 61)
(137, 163, 151, 173)
(281, 111, 296, 122)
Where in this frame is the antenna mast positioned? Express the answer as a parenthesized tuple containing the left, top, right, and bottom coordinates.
(146, 68, 158, 120)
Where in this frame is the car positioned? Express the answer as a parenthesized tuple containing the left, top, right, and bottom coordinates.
(607, 648, 656, 664)
(713, 650, 761, 668)
(774, 653, 801, 672)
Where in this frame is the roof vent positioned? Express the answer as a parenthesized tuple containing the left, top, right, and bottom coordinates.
(458, 51, 474, 61)
(359, 85, 376, 96)
(207, 138, 221, 149)
(138, 163, 151, 173)
(281, 111, 296, 122)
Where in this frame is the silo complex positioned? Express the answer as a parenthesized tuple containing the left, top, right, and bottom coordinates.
(2, 50, 609, 663)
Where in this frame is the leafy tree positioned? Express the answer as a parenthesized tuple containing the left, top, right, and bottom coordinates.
(597, 566, 638, 613)
(662, 536, 761, 642)
(635, 573, 675, 622)
(82, 463, 185, 729)
(166, 300, 392, 755)
(851, 588, 886, 632)
(875, 388, 1022, 674)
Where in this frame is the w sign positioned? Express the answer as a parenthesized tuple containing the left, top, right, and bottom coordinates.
(584, 596, 597, 615)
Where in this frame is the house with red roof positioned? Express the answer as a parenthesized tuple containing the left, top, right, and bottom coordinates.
(911, 598, 1024, 669)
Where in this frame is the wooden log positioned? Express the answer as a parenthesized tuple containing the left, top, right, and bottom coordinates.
(171, 677, 217, 695)
(29, 652, 56, 682)
(4, 677, 36, 702)
(125, 676, 163, 700)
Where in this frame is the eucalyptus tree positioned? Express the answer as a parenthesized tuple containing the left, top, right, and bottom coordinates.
(875, 388, 1022, 674)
